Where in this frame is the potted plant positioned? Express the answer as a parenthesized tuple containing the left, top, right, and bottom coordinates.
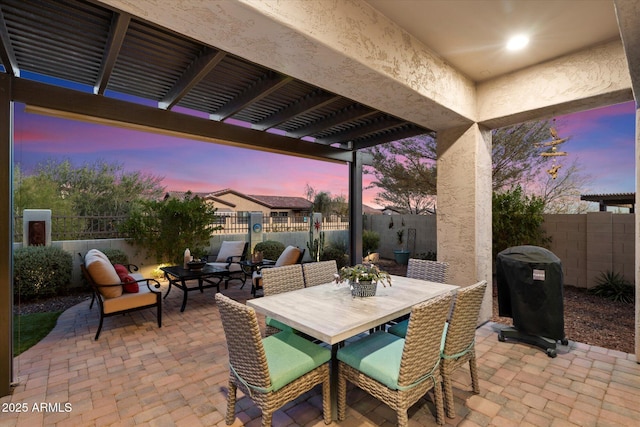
(338, 263, 392, 297)
(393, 229, 411, 265)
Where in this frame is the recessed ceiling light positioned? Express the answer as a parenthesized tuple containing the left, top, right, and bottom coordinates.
(506, 34, 529, 51)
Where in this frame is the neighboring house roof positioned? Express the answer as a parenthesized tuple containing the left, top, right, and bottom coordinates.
(164, 191, 236, 208)
(362, 204, 383, 215)
(248, 195, 313, 210)
(168, 188, 380, 213)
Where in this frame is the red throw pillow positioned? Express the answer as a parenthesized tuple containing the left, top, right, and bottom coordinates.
(114, 264, 139, 293)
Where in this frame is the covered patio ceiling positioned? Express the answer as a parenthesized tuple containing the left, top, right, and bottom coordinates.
(0, 0, 433, 164)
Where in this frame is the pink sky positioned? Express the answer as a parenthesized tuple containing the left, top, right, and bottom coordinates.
(13, 100, 636, 209)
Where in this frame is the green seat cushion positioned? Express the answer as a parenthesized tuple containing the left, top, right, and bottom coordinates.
(387, 319, 408, 338)
(337, 331, 404, 390)
(266, 316, 296, 334)
(262, 331, 331, 392)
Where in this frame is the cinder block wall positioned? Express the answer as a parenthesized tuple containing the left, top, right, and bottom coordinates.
(542, 212, 634, 288)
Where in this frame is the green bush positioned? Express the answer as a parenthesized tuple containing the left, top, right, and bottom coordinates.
(362, 230, 380, 255)
(254, 240, 285, 261)
(99, 248, 129, 265)
(493, 185, 550, 258)
(14, 246, 73, 301)
(321, 242, 349, 269)
(589, 271, 635, 303)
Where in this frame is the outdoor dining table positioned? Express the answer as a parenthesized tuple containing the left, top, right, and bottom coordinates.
(247, 275, 459, 420)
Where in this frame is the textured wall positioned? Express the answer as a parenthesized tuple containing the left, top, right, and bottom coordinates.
(437, 124, 493, 322)
(477, 40, 634, 129)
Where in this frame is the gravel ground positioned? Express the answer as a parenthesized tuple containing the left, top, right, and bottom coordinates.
(13, 259, 636, 354)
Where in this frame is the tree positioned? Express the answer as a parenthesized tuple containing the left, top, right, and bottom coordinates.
(304, 185, 349, 217)
(366, 119, 589, 213)
(33, 158, 165, 216)
(365, 137, 437, 214)
(530, 158, 593, 213)
(13, 165, 74, 216)
(120, 192, 221, 264)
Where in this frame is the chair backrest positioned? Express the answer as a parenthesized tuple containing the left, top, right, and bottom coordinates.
(302, 260, 338, 287)
(214, 241, 248, 262)
(407, 258, 449, 283)
(274, 246, 305, 267)
(442, 280, 487, 357)
(261, 264, 305, 296)
(398, 292, 452, 388)
(215, 293, 271, 391)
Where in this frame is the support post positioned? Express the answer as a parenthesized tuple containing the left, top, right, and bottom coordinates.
(0, 73, 14, 397)
(349, 151, 363, 265)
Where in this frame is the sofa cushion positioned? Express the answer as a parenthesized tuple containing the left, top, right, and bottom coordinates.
(102, 286, 157, 314)
(85, 249, 122, 299)
(207, 261, 242, 273)
(215, 241, 246, 262)
(114, 264, 139, 293)
(275, 246, 301, 267)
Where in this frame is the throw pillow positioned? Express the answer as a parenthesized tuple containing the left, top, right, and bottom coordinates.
(114, 264, 139, 293)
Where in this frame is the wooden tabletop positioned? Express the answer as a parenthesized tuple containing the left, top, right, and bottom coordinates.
(247, 275, 459, 344)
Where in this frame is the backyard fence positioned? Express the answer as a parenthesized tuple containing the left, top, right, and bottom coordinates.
(13, 213, 350, 242)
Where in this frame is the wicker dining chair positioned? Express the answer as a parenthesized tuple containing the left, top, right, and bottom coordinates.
(215, 293, 331, 426)
(407, 258, 449, 283)
(302, 260, 338, 287)
(388, 258, 450, 337)
(261, 264, 305, 336)
(337, 292, 453, 426)
(441, 280, 487, 418)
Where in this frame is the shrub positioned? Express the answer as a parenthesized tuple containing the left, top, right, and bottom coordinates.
(14, 246, 73, 301)
(589, 271, 635, 303)
(120, 192, 221, 264)
(99, 248, 129, 265)
(321, 242, 349, 269)
(254, 240, 285, 261)
(362, 230, 380, 255)
(493, 185, 550, 258)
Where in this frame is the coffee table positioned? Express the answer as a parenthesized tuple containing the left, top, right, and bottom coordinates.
(161, 265, 228, 312)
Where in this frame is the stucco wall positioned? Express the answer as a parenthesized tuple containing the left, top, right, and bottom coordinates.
(365, 214, 437, 260)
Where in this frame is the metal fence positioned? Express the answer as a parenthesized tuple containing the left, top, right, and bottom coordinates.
(13, 213, 350, 242)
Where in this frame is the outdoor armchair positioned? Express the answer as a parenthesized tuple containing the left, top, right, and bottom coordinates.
(337, 292, 452, 426)
(205, 241, 249, 287)
(252, 245, 305, 296)
(215, 293, 331, 426)
(81, 249, 161, 340)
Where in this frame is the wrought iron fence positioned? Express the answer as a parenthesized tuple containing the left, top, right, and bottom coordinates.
(13, 213, 350, 242)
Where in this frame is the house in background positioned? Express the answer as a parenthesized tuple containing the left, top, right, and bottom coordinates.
(165, 189, 382, 218)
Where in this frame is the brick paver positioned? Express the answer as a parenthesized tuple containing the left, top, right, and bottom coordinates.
(1, 281, 639, 426)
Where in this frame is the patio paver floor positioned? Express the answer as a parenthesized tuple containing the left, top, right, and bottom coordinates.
(1, 280, 639, 426)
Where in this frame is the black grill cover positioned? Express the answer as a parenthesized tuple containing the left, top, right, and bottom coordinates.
(496, 245, 564, 340)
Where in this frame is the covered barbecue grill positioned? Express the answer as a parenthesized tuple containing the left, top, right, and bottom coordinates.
(496, 245, 568, 357)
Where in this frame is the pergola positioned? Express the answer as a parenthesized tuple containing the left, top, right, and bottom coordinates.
(1, 0, 639, 395)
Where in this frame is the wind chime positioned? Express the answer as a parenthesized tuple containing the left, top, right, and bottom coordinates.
(535, 124, 568, 179)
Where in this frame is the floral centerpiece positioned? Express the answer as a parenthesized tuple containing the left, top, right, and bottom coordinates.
(338, 264, 392, 297)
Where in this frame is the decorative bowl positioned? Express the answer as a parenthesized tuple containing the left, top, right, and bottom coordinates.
(186, 260, 206, 270)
